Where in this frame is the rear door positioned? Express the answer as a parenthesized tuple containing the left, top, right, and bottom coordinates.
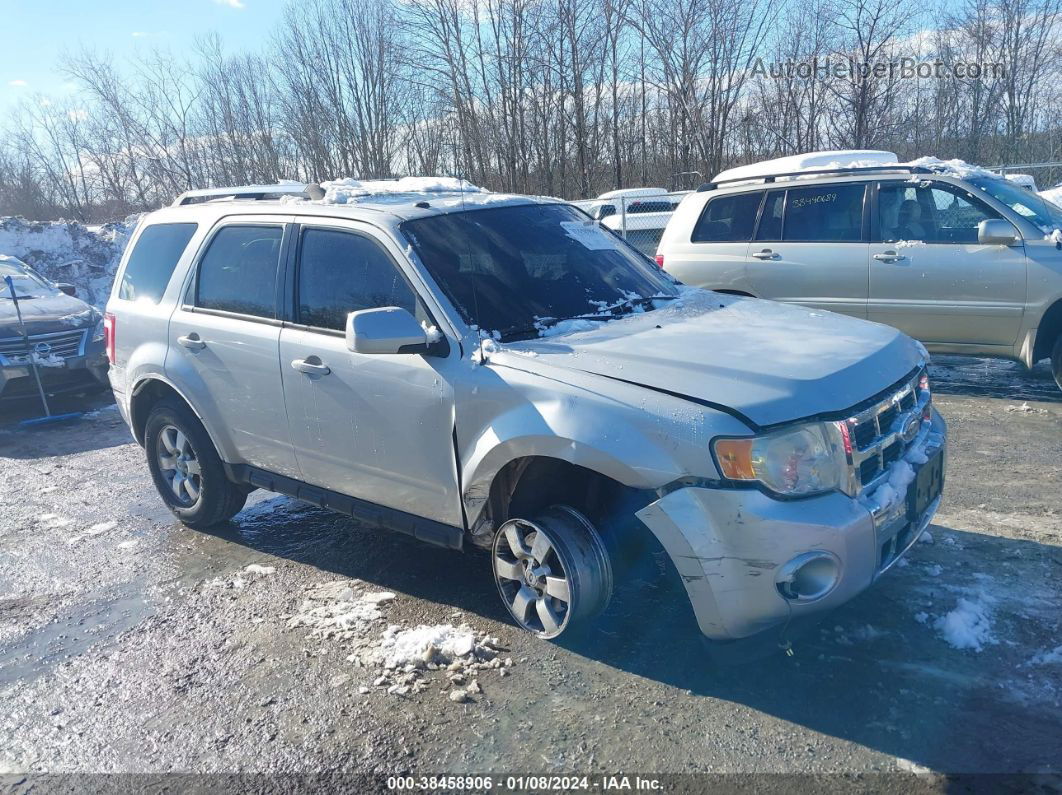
(167, 216, 300, 477)
(278, 220, 462, 527)
(664, 190, 763, 289)
(869, 180, 1026, 345)
(745, 183, 870, 318)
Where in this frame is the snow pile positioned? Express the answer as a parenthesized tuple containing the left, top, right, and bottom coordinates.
(353, 623, 512, 699)
(935, 597, 996, 651)
(317, 176, 486, 205)
(66, 520, 117, 545)
(287, 578, 395, 640)
(0, 215, 139, 307)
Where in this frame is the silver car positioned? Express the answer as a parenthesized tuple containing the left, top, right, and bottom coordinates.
(106, 182, 947, 650)
(657, 162, 1062, 390)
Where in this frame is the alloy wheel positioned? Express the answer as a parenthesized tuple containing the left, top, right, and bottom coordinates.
(156, 424, 203, 506)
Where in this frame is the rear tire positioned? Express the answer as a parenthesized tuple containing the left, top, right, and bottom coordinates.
(1052, 334, 1062, 392)
(492, 505, 613, 639)
(144, 399, 246, 529)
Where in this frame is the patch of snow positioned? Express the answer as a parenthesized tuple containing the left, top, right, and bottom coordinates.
(893, 239, 927, 249)
(1005, 402, 1047, 414)
(714, 150, 898, 183)
(420, 322, 442, 343)
(1028, 646, 1062, 666)
(913, 611, 929, 624)
(374, 624, 478, 668)
(918, 529, 934, 544)
(117, 539, 138, 550)
(244, 564, 276, 575)
(288, 596, 383, 639)
(935, 597, 996, 651)
(924, 563, 943, 577)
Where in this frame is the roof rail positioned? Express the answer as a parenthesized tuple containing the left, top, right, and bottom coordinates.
(172, 183, 323, 206)
(696, 164, 933, 192)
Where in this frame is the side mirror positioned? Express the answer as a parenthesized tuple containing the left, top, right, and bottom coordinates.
(978, 219, 1019, 246)
(345, 307, 429, 355)
(56, 283, 77, 297)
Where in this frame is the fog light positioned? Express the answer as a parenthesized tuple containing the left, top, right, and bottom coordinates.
(776, 552, 839, 602)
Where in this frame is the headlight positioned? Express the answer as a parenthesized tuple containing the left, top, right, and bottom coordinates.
(712, 423, 844, 497)
(92, 318, 105, 342)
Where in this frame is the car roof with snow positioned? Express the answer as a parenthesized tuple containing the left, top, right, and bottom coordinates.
(161, 178, 561, 225)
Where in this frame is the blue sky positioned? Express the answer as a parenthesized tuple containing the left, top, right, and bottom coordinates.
(1, 0, 288, 111)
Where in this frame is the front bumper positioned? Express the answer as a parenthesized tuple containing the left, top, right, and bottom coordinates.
(0, 348, 108, 400)
(636, 408, 946, 641)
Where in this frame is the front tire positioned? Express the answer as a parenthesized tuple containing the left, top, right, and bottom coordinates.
(492, 505, 613, 639)
(144, 399, 247, 528)
(1052, 334, 1062, 392)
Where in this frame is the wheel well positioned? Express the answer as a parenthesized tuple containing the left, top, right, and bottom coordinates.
(483, 457, 655, 553)
(1033, 299, 1062, 362)
(129, 379, 194, 446)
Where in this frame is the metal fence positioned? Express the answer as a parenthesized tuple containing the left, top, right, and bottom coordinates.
(570, 191, 689, 258)
(990, 161, 1062, 195)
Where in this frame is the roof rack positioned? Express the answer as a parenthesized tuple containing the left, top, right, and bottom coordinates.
(172, 183, 325, 206)
(696, 164, 933, 192)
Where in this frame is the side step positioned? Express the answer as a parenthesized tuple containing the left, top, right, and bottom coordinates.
(226, 464, 464, 550)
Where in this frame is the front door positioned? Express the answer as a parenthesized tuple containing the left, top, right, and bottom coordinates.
(870, 180, 1027, 345)
(167, 218, 299, 477)
(278, 221, 462, 527)
(744, 184, 870, 318)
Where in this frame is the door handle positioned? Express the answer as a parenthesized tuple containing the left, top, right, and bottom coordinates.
(873, 251, 907, 263)
(291, 357, 331, 376)
(177, 333, 206, 351)
(751, 249, 779, 260)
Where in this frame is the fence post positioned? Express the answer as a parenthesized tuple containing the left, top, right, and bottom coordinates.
(620, 196, 628, 239)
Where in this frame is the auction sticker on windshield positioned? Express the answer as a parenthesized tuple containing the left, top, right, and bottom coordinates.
(560, 220, 621, 250)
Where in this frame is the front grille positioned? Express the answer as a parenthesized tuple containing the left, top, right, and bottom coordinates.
(0, 329, 87, 360)
(841, 368, 930, 492)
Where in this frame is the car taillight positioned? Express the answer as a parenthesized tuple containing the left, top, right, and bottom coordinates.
(103, 312, 116, 364)
(654, 254, 664, 268)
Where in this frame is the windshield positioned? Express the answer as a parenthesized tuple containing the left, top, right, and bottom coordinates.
(0, 259, 54, 299)
(401, 203, 678, 339)
(968, 176, 1062, 230)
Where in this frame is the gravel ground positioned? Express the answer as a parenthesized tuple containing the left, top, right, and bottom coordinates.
(0, 356, 1059, 783)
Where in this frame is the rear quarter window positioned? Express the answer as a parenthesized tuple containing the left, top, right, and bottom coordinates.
(118, 223, 198, 303)
(691, 192, 763, 242)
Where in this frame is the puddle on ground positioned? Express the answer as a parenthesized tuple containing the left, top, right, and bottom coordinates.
(929, 356, 1059, 402)
(0, 579, 155, 687)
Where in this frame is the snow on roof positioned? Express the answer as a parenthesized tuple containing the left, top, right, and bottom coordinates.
(712, 151, 1008, 186)
(713, 151, 898, 183)
(316, 176, 487, 205)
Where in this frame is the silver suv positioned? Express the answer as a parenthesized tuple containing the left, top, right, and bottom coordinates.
(106, 180, 947, 649)
(657, 161, 1062, 390)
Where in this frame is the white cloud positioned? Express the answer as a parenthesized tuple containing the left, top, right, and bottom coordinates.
(212, 0, 246, 8)
(8, 79, 28, 87)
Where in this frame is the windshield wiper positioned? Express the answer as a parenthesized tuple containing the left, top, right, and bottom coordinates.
(498, 314, 614, 342)
(611, 294, 677, 314)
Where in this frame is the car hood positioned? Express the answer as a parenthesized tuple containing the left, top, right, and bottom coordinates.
(0, 292, 99, 337)
(490, 291, 924, 428)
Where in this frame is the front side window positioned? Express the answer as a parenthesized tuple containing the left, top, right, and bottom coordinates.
(783, 184, 866, 242)
(296, 228, 418, 331)
(692, 191, 763, 242)
(402, 203, 678, 339)
(119, 222, 198, 303)
(195, 225, 283, 318)
(878, 182, 1000, 244)
(967, 176, 1062, 230)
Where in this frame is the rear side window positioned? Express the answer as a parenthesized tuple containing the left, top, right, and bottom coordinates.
(783, 184, 866, 242)
(692, 192, 763, 242)
(118, 223, 197, 302)
(296, 228, 417, 331)
(195, 225, 283, 318)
